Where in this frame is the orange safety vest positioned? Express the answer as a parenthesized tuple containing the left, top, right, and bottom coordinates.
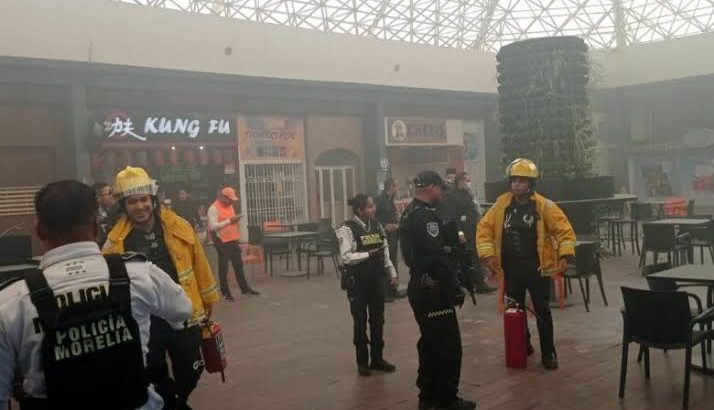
(211, 200, 240, 243)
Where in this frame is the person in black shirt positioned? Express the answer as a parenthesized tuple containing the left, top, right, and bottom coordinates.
(337, 194, 398, 376)
(439, 172, 496, 294)
(477, 158, 576, 370)
(375, 178, 401, 301)
(172, 189, 202, 228)
(400, 171, 476, 410)
(92, 182, 120, 247)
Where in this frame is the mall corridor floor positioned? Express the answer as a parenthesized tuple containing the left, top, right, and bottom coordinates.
(192, 254, 714, 410)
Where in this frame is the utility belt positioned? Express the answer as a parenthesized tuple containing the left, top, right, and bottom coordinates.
(340, 260, 384, 291)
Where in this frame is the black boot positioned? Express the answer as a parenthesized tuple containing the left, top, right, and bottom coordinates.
(542, 352, 558, 370)
(419, 398, 436, 410)
(436, 397, 477, 410)
(356, 344, 370, 376)
(370, 358, 396, 372)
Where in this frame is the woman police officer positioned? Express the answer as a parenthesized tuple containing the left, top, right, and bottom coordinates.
(336, 194, 398, 376)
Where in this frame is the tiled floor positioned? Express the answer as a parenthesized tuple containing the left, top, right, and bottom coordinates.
(191, 251, 714, 409)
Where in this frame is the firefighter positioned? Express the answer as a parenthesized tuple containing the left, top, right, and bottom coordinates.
(103, 167, 220, 409)
(400, 171, 476, 410)
(337, 194, 398, 376)
(476, 158, 576, 370)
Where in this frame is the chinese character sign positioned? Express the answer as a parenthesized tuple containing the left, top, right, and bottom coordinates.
(98, 110, 233, 142)
(104, 112, 146, 141)
(238, 116, 305, 161)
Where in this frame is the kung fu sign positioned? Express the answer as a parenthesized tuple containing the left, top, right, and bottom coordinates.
(96, 110, 234, 142)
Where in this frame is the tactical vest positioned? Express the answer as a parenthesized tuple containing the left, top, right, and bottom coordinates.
(343, 219, 385, 277)
(23, 254, 148, 410)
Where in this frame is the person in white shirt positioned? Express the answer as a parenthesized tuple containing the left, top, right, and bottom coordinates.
(336, 193, 398, 376)
(0, 180, 192, 410)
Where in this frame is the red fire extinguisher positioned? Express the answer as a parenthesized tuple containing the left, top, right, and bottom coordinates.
(504, 297, 527, 368)
(201, 320, 227, 382)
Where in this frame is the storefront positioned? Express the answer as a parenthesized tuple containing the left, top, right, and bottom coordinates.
(384, 116, 486, 208)
(628, 130, 714, 207)
(237, 115, 309, 231)
(89, 110, 239, 209)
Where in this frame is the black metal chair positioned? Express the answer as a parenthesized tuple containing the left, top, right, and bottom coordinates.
(612, 202, 653, 256)
(257, 225, 292, 277)
(644, 261, 713, 355)
(0, 235, 33, 265)
(619, 286, 714, 409)
(689, 219, 714, 265)
(639, 223, 691, 267)
(295, 222, 319, 256)
(642, 261, 713, 309)
(595, 204, 623, 256)
(305, 228, 340, 279)
(562, 241, 608, 312)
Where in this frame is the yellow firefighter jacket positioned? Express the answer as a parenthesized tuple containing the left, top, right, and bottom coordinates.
(476, 192, 576, 277)
(103, 209, 220, 326)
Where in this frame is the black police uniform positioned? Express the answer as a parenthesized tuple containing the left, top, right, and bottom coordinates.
(400, 197, 463, 408)
(375, 189, 400, 273)
(502, 199, 556, 357)
(341, 219, 388, 367)
(438, 187, 492, 292)
(375, 189, 400, 299)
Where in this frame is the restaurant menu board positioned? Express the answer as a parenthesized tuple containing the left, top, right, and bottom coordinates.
(237, 116, 305, 161)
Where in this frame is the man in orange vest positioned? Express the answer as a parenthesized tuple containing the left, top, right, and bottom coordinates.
(208, 187, 259, 301)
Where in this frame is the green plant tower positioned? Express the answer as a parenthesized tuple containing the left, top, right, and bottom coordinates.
(497, 36, 596, 180)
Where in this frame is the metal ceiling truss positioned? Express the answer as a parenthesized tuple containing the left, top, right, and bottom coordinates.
(113, 0, 714, 51)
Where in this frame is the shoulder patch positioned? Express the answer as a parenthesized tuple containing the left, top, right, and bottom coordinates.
(121, 252, 149, 262)
(426, 222, 440, 238)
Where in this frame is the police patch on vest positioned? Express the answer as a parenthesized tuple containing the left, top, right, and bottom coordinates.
(53, 314, 134, 361)
(359, 233, 383, 246)
(426, 222, 439, 238)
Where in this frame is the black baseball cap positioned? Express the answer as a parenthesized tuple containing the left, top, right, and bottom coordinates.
(414, 170, 448, 189)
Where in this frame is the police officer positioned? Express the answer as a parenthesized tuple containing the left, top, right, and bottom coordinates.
(0, 180, 192, 409)
(476, 158, 576, 370)
(375, 178, 401, 302)
(439, 172, 496, 294)
(400, 171, 476, 410)
(337, 194, 398, 376)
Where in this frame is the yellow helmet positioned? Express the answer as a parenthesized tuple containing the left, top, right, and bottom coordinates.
(505, 158, 539, 179)
(113, 166, 158, 200)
